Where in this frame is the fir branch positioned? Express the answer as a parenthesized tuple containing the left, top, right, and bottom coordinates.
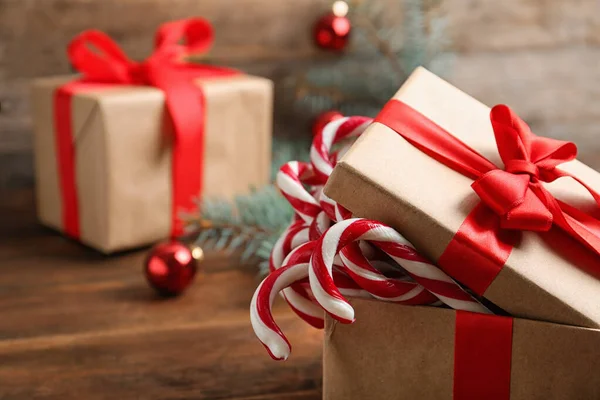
(288, 0, 453, 118)
(183, 137, 309, 275)
(352, 13, 407, 83)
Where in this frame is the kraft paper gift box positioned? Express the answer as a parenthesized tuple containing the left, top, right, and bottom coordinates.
(323, 298, 600, 400)
(324, 67, 600, 328)
(31, 74, 272, 253)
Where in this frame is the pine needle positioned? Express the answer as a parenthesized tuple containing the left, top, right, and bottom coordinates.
(183, 138, 308, 276)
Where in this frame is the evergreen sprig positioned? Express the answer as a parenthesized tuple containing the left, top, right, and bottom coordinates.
(183, 137, 309, 275)
(186, 0, 451, 275)
(284, 0, 453, 118)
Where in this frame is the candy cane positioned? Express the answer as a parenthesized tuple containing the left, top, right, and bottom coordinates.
(276, 161, 321, 224)
(309, 218, 489, 323)
(267, 221, 325, 328)
(252, 241, 370, 360)
(338, 243, 438, 305)
(252, 242, 316, 360)
(311, 116, 372, 182)
(269, 221, 309, 272)
(309, 210, 436, 305)
(311, 118, 369, 221)
(319, 190, 352, 222)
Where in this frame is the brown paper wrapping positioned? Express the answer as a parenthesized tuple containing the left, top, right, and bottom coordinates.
(323, 298, 600, 400)
(31, 75, 273, 253)
(324, 67, 600, 328)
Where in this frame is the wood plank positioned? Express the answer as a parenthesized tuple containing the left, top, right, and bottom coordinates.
(0, 315, 322, 399)
(0, 188, 323, 399)
(0, 266, 278, 341)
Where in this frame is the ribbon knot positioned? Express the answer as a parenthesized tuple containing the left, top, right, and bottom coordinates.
(504, 159, 539, 179)
(126, 62, 152, 85)
(470, 105, 581, 232)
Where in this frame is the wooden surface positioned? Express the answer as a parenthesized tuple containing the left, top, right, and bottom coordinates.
(0, 190, 323, 399)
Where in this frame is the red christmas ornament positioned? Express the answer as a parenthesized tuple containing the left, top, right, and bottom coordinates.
(144, 241, 199, 296)
(313, 1, 351, 51)
(313, 110, 344, 136)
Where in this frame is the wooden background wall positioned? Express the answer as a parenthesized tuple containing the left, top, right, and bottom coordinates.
(1, 0, 599, 189)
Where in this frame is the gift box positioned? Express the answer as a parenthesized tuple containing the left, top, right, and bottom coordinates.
(323, 298, 600, 400)
(31, 19, 273, 253)
(324, 67, 600, 328)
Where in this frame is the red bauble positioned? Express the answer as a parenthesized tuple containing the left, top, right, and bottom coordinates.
(313, 110, 344, 136)
(313, 6, 351, 51)
(144, 241, 198, 296)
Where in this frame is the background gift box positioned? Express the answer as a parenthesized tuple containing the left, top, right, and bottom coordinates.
(30, 19, 273, 253)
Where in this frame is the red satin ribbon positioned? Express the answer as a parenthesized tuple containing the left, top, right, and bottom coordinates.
(54, 18, 238, 239)
(375, 100, 600, 295)
(454, 312, 513, 400)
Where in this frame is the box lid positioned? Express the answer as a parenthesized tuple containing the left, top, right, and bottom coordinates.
(324, 67, 600, 328)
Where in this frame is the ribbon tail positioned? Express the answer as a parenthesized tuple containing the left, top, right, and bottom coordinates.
(154, 71, 205, 237)
(54, 84, 81, 238)
(539, 188, 600, 257)
(537, 169, 600, 256)
(553, 168, 600, 207)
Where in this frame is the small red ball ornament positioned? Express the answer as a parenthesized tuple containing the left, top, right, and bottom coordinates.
(313, 1, 351, 51)
(313, 110, 344, 136)
(144, 241, 200, 296)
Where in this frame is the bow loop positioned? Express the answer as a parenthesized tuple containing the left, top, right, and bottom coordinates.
(154, 18, 214, 57)
(68, 18, 216, 86)
(490, 105, 578, 183)
(68, 30, 135, 83)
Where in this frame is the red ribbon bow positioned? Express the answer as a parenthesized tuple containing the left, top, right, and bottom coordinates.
(376, 101, 600, 294)
(56, 19, 237, 239)
(474, 104, 589, 233)
(68, 18, 232, 85)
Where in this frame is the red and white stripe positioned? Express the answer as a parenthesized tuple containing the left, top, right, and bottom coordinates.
(310, 116, 372, 182)
(252, 242, 369, 360)
(309, 218, 489, 323)
(268, 222, 323, 328)
(276, 161, 321, 224)
(319, 190, 352, 222)
(338, 243, 438, 305)
(307, 209, 432, 304)
(269, 221, 309, 272)
(251, 242, 316, 360)
(309, 199, 433, 304)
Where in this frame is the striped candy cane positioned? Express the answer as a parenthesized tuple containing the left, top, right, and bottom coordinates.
(268, 221, 324, 328)
(311, 118, 369, 221)
(276, 161, 321, 224)
(252, 241, 369, 360)
(252, 242, 316, 360)
(338, 243, 438, 305)
(269, 221, 309, 272)
(309, 210, 437, 305)
(310, 116, 372, 183)
(309, 218, 490, 323)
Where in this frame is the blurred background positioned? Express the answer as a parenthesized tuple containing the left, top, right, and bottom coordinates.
(1, 0, 599, 189)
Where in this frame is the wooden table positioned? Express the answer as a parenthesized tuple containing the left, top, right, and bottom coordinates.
(0, 191, 322, 399)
